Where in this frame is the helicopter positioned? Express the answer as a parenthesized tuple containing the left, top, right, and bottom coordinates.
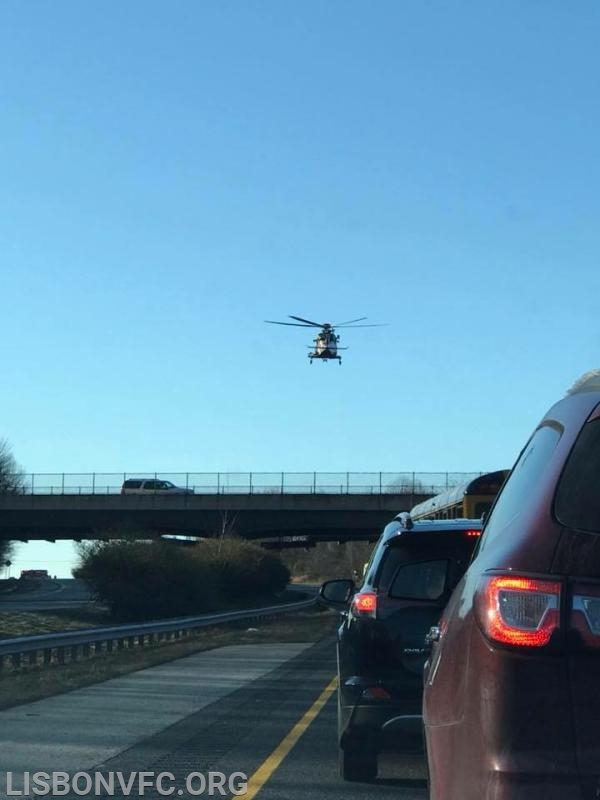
(264, 315, 384, 364)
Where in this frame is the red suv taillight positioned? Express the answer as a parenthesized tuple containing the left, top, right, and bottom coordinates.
(475, 575, 561, 647)
(352, 591, 377, 618)
(571, 583, 600, 648)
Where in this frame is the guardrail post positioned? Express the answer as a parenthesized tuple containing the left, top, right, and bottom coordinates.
(92, 473, 96, 494)
(346, 472, 349, 494)
(61, 473, 65, 494)
(249, 472, 253, 495)
(313, 472, 316, 494)
(379, 472, 382, 493)
(217, 473, 221, 494)
(185, 473, 189, 491)
(31, 474, 35, 495)
(281, 472, 284, 494)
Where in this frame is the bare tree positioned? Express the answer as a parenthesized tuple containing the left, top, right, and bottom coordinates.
(0, 438, 25, 494)
(0, 539, 13, 567)
(215, 510, 238, 554)
(0, 439, 24, 571)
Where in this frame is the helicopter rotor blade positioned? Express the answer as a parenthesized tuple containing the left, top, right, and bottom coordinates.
(335, 323, 388, 328)
(333, 317, 368, 326)
(288, 315, 324, 327)
(265, 320, 319, 327)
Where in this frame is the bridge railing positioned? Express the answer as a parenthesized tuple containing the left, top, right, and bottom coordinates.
(7, 471, 484, 496)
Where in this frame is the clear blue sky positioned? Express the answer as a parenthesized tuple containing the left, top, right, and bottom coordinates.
(3, 2, 600, 575)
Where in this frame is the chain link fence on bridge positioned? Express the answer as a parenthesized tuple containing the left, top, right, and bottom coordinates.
(6, 471, 485, 496)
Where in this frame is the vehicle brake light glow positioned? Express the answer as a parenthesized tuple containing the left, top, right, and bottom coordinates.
(465, 530, 481, 537)
(353, 591, 377, 617)
(476, 575, 561, 647)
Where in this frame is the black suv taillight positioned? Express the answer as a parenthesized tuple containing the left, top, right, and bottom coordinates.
(351, 591, 377, 619)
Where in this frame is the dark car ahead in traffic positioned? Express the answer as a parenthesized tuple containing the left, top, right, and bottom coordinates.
(423, 370, 600, 800)
(320, 514, 483, 781)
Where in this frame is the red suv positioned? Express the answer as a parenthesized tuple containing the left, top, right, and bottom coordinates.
(423, 370, 600, 800)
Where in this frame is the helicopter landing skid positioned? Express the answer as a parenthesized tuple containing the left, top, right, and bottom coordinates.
(308, 355, 342, 365)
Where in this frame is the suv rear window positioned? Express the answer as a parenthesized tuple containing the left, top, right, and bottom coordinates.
(389, 559, 449, 600)
(555, 419, 600, 533)
(375, 534, 476, 593)
(123, 480, 143, 488)
(478, 423, 562, 552)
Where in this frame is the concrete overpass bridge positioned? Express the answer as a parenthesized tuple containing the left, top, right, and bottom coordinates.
(0, 471, 482, 544)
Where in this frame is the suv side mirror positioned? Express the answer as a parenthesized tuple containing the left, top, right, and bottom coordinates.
(319, 579, 355, 608)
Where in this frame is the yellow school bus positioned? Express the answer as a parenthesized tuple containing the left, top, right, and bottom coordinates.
(410, 469, 509, 521)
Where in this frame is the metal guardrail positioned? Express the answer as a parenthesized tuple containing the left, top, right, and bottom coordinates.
(0, 594, 318, 670)
(5, 471, 484, 496)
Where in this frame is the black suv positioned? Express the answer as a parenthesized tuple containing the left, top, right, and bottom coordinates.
(320, 513, 483, 781)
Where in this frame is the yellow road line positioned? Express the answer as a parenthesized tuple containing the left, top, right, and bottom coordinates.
(240, 676, 337, 799)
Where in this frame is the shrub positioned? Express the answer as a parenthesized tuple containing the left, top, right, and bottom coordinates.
(74, 536, 290, 621)
(74, 540, 219, 621)
(193, 538, 290, 601)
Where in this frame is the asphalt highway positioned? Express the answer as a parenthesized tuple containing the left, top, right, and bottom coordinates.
(0, 578, 94, 611)
(0, 580, 315, 612)
(211, 637, 428, 800)
(0, 635, 428, 800)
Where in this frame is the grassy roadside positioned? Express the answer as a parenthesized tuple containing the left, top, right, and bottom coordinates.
(0, 608, 109, 638)
(0, 607, 338, 712)
(0, 588, 311, 639)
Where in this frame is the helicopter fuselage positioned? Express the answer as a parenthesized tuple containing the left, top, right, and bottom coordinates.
(309, 329, 341, 363)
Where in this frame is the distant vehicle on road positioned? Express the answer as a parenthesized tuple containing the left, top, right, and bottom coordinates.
(410, 469, 509, 521)
(20, 569, 49, 579)
(319, 513, 483, 781)
(121, 479, 194, 495)
(423, 369, 600, 800)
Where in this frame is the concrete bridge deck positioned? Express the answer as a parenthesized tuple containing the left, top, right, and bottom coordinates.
(0, 492, 432, 542)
